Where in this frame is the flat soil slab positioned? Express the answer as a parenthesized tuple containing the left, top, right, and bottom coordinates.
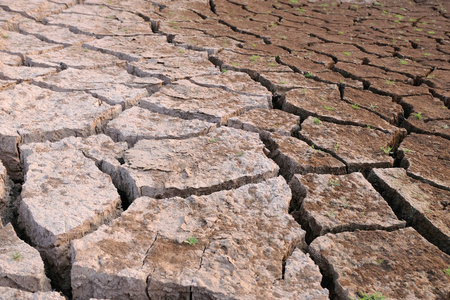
(119, 127, 279, 200)
(259, 71, 336, 93)
(0, 52, 22, 66)
(368, 78, 430, 99)
(0, 0, 69, 21)
(72, 177, 329, 300)
(289, 173, 405, 241)
(0, 223, 51, 292)
(266, 133, 346, 180)
(105, 106, 217, 147)
(33, 66, 162, 107)
(369, 57, 431, 78)
(129, 55, 219, 83)
(343, 87, 404, 125)
(189, 71, 271, 100)
(0, 83, 121, 180)
(399, 133, 450, 190)
(227, 108, 300, 138)
(1, 31, 63, 58)
(210, 50, 292, 78)
(44, 5, 154, 36)
(368, 168, 450, 254)
(18, 20, 96, 46)
(83, 35, 199, 61)
(299, 116, 397, 173)
(18, 136, 123, 291)
(0, 287, 65, 300)
(25, 45, 121, 70)
(309, 228, 450, 300)
(0, 65, 57, 81)
(400, 95, 450, 139)
(140, 79, 271, 125)
(284, 88, 402, 133)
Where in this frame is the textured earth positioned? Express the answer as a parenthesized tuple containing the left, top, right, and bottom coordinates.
(0, 0, 449, 299)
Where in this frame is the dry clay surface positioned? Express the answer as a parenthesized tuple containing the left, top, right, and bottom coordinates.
(0, 0, 449, 299)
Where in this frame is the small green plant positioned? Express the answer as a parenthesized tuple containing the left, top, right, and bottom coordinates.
(443, 266, 450, 276)
(404, 148, 411, 153)
(11, 251, 22, 261)
(313, 117, 322, 125)
(269, 63, 276, 67)
(236, 151, 244, 156)
(380, 146, 392, 155)
(221, 69, 227, 73)
(414, 112, 423, 120)
(343, 51, 351, 56)
(423, 53, 432, 57)
(399, 59, 408, 65)
(305, 72, 313, 78)
(178, 49, 184, 53)
(352, 104, 360, 110)
(385, 79, 395, 85)
(290, 0, 299, 3)
(280, 81, 286, 84)
(249, 55, 260, 62)
(209, 137, 217, 143)
(251, 43, 256, 47)
(231, 62, 239, 66)
(334, 143, 339, 152)
(369, 103, 378, 109)
(323, 105, 334, 111)
(443, 124, 449, 129)
(184, 237, 198, 246)
(353, 291, 386, 300)
(83, 49, 88, 52)
(427, 74, 435, 79)
(329, 179, 340, 189)
(428, 31, 435, 35)
(326, 210, 335, 218)
(338, 31, 344, 35)
(311, 144, 322, 153)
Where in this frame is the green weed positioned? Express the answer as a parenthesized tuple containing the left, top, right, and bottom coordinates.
(184, 237, 198, 245)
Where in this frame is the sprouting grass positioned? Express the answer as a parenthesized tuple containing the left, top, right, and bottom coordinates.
(380, 146, 392, 155)
(184, 236, 198, 245)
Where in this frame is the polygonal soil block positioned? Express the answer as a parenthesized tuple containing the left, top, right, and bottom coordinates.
(118, 127, 279, 200)
(398, 133, 450, 190)
(266, 133, 346, 181)
(18, 138, 123, 292)
(0, 223, 51, 292)
(368, 168, 450, 254)
(140, 79, 271, 125)
(309, 228, 450, 300)
(299, 117, 397, 173)
(289, 173, 405, 242)
(72, 177, 329, 299)
(105, 107, 217, 147)
(0, 83, 121, 180)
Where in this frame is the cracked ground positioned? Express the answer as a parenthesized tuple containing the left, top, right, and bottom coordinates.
(0, 0, 449, 299)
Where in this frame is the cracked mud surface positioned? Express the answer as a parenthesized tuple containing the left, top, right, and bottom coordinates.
(0, 0, 449, 299)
